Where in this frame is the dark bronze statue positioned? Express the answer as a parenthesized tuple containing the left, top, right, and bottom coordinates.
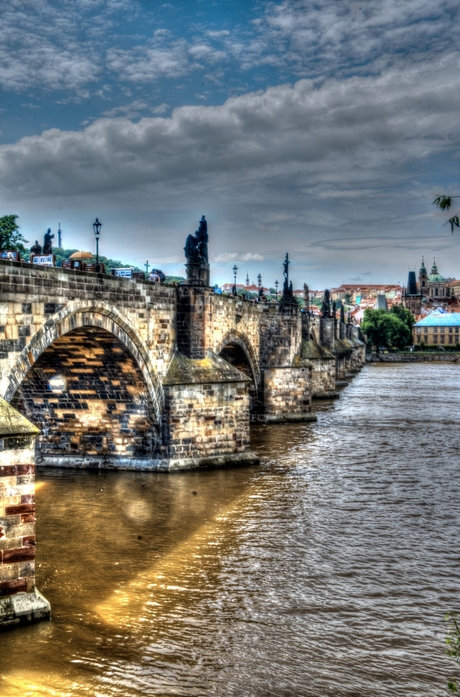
(196, 215, 208, 262)
(30, 240, 42, 256)
(321, 289, 331, 317)
(282, 252, 290, 297)
(332, 300, 337, 318)
(340, 304, 345, 323)
(184, 215, 208, 264)
(184, 234, 200, 264)
(43, 228, 54, 255)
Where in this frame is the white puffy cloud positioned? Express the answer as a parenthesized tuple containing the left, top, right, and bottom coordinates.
(2, 52, 459, 285)
(214, 253, 264, 262)
(1, 0, 457, 97)
(2, 54, 458, 197)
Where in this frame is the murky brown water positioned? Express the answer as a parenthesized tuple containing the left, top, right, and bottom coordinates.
(1, 363, 460, 696)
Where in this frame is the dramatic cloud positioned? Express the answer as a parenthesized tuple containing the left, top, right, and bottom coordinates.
(2, 54, 458, 199)
(2, 0, 459, 285)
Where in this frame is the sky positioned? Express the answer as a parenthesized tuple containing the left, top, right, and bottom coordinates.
(1, 0, 460, 289)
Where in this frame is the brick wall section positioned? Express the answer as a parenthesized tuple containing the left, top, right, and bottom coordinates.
(262, 367, 312, 416)
(310, 359, 336, 395)
(0, 438, 36, 598)
(12, 327, 156, 460)
(0, 261, 177, 404)
(176, 286, 215, 359)
(163, 381, 250, 461)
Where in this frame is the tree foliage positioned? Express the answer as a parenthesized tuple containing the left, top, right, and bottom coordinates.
(0, 215, 28, 252)
(433, 195, 460, 233)
(361, 308, 411, 351)
(390, 303, 415, 335)
(446, 612, 460, 692)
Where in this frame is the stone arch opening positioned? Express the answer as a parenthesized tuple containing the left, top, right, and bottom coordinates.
(11, 326, 159, 464)
(218, 335, 260, 414)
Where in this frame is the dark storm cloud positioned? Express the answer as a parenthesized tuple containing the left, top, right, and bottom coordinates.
(2, 54, 458, 200)
(1, 0, 459, 285)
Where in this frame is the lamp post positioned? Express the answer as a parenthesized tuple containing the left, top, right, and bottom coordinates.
(232, 264, 238, 296)
(93, 218, 102, 272)
(275, 279, 279, 300)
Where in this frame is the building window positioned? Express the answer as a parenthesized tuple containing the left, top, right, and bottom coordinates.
(449, 327, 453, 333)
(441, 335, 445, 343)
(424, 327, 428, 333)
(449, 336, 453, 344)
(456, 327, 459, 334)
(433, 335, 438, 343)
(417, 336, 421, 343)
(441, 326, 445, 333)
(417, 328, 421, 333)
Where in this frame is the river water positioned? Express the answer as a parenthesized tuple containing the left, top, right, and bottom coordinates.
(1, 363, 460, 696)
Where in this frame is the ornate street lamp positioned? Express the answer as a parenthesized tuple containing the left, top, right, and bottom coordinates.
(275, 279, 279, 300)
(93, 218, 102, 272)
(232, 264, 238, 296)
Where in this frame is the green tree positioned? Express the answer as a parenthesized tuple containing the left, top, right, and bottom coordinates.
(433, 195, 460, 233)
(446, 612, 460, 692)
(0, 214, 28, 252)
(361, 308, 411, 352)
(390, 303, 415, 336)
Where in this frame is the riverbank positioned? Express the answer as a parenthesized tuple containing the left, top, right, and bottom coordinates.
(367, 352, 459, 362)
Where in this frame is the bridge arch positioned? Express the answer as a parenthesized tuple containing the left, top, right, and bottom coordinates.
(5, 300, 163, 422)
(216, 330, 260, 386)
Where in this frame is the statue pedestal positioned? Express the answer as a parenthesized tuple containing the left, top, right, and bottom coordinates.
(185, 262, 210, 287)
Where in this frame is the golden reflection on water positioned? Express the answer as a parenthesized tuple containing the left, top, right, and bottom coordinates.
(95, 484, 254, 628)
(2, 365, 460, 697)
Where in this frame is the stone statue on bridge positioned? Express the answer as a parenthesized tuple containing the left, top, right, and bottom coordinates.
(279, 252, 297, 308)
(184, 215, 208, 265)
(43, 229, 54, 255)
(321, 289, 331, 318)
(184, 215, 210, 286)
(303, 283, 309, 313)
(30, 240, 42, 256)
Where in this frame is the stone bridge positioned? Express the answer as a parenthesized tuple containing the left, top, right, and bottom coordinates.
(0, 256, 365, 627)
(0, 259, 364, 472)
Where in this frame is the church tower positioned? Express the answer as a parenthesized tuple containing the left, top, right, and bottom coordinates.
(418, 256, 427, 296)
(403, 269, 422, 316)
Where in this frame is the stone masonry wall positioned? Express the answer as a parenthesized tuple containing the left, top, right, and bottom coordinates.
(0, 260, 177, 404)
(309, 359, 336, 396)
(0, 436, 36, 599)
(163, 380, 250, 463)
(262, 367, 312, 419)
(12, 327, 156, 462)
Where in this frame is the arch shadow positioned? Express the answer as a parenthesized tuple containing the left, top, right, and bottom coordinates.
(5, 300, 163, 422)
(215, 330, 260, 386)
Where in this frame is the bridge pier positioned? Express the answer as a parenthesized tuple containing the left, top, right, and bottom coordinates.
(0, 397, 50, 629)
(161, 351, 258, 469)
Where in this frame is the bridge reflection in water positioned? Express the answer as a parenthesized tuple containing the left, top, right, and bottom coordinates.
(1, 363, 459, 696)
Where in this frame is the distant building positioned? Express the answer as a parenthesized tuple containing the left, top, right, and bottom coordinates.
(331, 284, 402, 304)
(220, 283, 244, 294)
(413, 312, 460, 346)
(402, 270, 422, 315)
